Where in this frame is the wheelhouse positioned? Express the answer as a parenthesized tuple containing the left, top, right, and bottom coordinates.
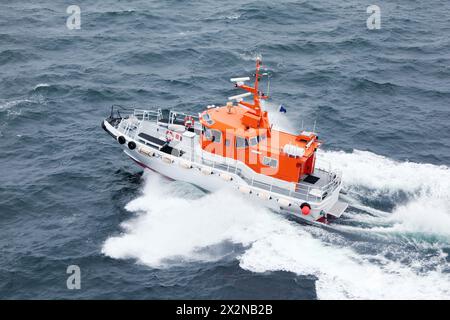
(198, 58, 320, 183)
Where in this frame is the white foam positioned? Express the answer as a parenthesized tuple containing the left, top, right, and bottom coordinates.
(103, 167, 450, 299)
(239, 226, 449, 299)
(226, 14, 241, 20)
(237, 52, 262, 62)
(102, 172, 281, 267)
(33, 83, 50, 90)
(367, 196, 450, 238)
(218, 13, 241, 20)
(319, 149, 450, 238)
(319, 149, 450, 199)
(0, 99, 32, 111)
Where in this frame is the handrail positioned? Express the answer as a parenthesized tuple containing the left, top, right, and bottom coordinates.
(199, 152, 341, 202)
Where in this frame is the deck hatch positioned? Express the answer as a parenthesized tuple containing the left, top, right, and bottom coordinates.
(303, 175, 320, 184)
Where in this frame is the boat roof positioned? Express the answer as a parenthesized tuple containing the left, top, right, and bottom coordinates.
(201, 106, 260, 133)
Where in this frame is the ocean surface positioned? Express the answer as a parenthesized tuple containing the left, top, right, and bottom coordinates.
(1, 0, 449, 299)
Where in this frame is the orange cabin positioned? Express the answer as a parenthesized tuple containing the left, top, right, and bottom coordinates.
(198, 58, 320, 184)
(198, 105, 319, 183)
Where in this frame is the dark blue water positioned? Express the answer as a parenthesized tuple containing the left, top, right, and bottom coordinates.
(1, 0, 449, 299)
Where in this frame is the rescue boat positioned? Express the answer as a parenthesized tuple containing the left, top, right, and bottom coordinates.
(102, 58, 348, 224)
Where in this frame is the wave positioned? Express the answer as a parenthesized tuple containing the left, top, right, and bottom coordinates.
(238, 223, 449, 299)
(0, 49, 38, 66)
(320, 149, 450, 199)
(103, 148, 450, 298)
(0, 99, 33, 112)
(349, 196, 450, 240)
(236, 51, 262, 62)
(320, 149, 450, 239)
(102, 172, 267, 267)
(33, 83, 50, 90)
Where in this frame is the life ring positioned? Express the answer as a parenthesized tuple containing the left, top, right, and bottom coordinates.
(166, 130, 174, 142)
(117, 136, 126, 144)
(300, 202, 311, 215)
(128, 141, 136, 150)
(184, 115, 194, 129)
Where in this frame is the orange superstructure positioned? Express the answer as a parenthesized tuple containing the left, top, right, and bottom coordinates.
(199, 58, 320, 183)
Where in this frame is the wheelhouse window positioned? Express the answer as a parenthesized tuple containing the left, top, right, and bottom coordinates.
(236, 136, 248, 148)
(249, 136, 258, 146)
(203, 126, 212, 140)
(246, 134, 266, 147)
(202, 113, 215, 125)
(202, 126, 221, 143)
(259, 133, 267, 141)
(211, 129, 222, 143)
(263, 156, 278, 168)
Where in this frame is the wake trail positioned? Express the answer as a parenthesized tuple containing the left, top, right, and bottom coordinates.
(103, 148, 450, 299)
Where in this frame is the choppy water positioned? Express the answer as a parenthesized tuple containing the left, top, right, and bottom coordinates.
(1, 0, 449, 299)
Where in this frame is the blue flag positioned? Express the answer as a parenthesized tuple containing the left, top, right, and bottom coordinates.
(279, 105, 287, 113)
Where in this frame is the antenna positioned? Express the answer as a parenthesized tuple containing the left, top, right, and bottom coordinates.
(231, 58, 264, 114)
(229, 57, 272, 133)
(230, 77, 250, 83)
(313, 120, 317, 133)
(228, 92, 252, 101)
(262, 72, 270, 97)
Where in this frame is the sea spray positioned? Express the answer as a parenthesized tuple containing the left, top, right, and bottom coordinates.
(103, 154, 450, 298)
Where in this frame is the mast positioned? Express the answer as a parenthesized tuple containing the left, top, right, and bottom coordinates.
(253, 57, 261, 113)
(235, 57, 268, 116)
(230, 57, 271, 134)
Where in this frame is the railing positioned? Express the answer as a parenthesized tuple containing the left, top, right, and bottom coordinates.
(133, 108, 200, 125)
(133, 109, 161, 121)
(199, 153, 341, 203)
